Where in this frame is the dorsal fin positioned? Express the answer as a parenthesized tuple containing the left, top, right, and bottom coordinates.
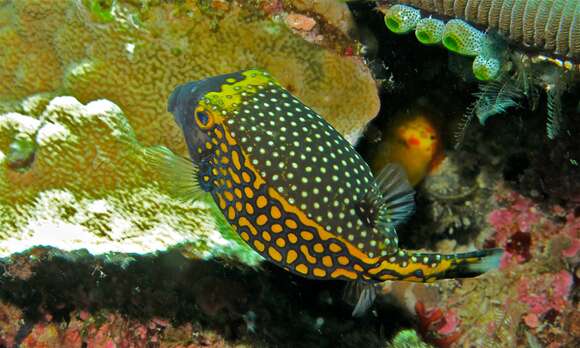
(356, 164, 415, 241)
(375, 163, 416, 226)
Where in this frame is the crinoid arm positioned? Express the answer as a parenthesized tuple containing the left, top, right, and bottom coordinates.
(546, 81, 564, 140)
(454, 77, 524, 148)
(474, 78, 524, 125)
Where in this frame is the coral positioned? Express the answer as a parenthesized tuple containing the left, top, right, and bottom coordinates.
(289, 0, 355, 34)
(0, 0, 379, 149)
(0, 96, 259, 262)
(377, 149, 577, 347)
(0, 302, 22, 348)
(431, 186, 579, 347)
(516, 270, 573, 329)
(285, 13, 317, 32)
(0, 245, 419, 347)
(486, 188, 579, 268)
(0, 307, 233, 348)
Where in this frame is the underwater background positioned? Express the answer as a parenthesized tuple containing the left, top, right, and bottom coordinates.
(0, 0, 578, 347)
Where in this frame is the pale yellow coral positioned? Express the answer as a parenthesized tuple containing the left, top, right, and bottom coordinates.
(0, 96, 259, 262)
(0, 96, 146, 201)
(0, 0, 379, 153)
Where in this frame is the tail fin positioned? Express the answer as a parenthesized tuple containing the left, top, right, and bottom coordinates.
(372, 248, 503, 283)
(436, 248, 503, 279)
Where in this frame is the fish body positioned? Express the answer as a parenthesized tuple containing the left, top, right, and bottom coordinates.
(163, 69, 502, 314)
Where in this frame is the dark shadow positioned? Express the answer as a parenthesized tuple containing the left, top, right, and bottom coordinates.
(0, 246, 416, 348)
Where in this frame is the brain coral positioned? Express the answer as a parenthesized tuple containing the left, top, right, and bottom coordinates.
(0, 0, 379, 147)
(0, 95, 259, 263)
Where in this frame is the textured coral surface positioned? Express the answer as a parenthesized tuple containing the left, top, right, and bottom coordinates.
(0, 0, 379, 148)
(0, 95, 259, 262)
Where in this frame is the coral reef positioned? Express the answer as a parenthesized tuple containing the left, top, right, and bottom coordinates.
(0, 95, 259, 262)
(0, 2, 576, 347)
(381, 183, 578, 347)
(0, 0, 379, 149)
(365, 85, 578, 347)
(1, 304, 234, 348)
(450, 186, 578, 347)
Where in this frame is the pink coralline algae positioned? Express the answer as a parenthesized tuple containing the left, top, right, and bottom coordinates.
(0, 308, 222, 348)
(516, 270, 574, 329)
(487, 189, 579, 268)
(425, 184, 579, 347)
(17, 312, 170, 348)
(559, 213, 580, 258)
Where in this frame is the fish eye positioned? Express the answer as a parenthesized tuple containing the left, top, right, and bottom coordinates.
(195, 108, 214, 129)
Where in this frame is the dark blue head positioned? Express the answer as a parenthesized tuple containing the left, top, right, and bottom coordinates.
(167, 71, 246, 163)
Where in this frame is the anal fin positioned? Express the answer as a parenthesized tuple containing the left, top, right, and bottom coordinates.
(344, 280, 377, 317)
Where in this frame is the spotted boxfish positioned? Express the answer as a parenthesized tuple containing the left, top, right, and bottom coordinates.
(154, 69, 503, 316)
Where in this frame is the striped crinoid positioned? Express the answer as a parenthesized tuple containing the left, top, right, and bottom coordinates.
(382, 0, 579, 62)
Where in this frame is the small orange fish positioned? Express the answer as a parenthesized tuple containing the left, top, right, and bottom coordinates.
(372, 106, 444, 186)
